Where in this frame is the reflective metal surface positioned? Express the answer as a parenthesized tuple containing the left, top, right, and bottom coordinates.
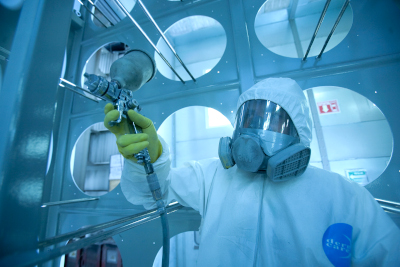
(302, 0, 332, 61)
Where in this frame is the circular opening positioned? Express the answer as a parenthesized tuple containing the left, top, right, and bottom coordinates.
(255, 0, 353, 58)
(70, 122, 122, 196)
(155, 16, 227, 81)
(81, 41, 130, 100)
(157, 106, 233, 167)
(91, 0, 136, 28)
(60, 236, 122, 267)
(304, 86, 393, 186)
(153, 231, 199, 267)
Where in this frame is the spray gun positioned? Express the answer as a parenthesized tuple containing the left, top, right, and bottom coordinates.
(84, 50, 170, 267)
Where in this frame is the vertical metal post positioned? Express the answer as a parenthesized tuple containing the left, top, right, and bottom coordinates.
(288, 0, 304, 58)
(0, 0, 74, 257)
(317, 0, 350, 59)
(172, 112, 177, 168)
(302, 0, 332, 61)
(289, 20, 304, 58)
(307, 90, 331, 171)
(229, 0, 255, 93)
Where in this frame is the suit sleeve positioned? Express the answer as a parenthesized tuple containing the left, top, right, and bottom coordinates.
(351, 183, 400, 266)
(120, 135, 218, 217)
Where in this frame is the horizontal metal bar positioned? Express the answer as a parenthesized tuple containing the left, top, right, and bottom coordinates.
(41, 198, 99, 207)
(38, 202, 182, 248)
(137, 0, 196, 82)
(113, 0, 186, 84)
(302, 0, 331, 61)
(60, 84, 99, 103)
(317, 0, 350, 59)
(376, 198, 400, 207)
(1, 204, 183, 267)
(0, 46, 10, 55)
(381, 205, 400, 215)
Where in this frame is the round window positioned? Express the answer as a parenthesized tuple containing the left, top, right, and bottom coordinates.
(90, 0, 136, 28)
(157, 106, 233, 167)
(304, 86, 393, 186)
(154, 16, 227, 81)
(255, 0, 353, 58)
(70, 122, 122, 196)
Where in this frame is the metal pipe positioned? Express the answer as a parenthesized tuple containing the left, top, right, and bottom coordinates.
(77, 0, 108, 28)
(302, 0, 332, 61)
(0, 46, 10, 55)
(376, 198, 400, 207)
(103, 0, 123, 21)
(88, 0, 115, 26)
(60, 84, 99, 103)
(41, 198, 99, 207)
(380, 205, 400, 215)
(113, 0, 186, 84)
(1, 205, 183, 267)
(0, 55, 8, 62)
(316, 0, 350, 59)
(38, 202, 182, 248)
(136, 0, 196, 82)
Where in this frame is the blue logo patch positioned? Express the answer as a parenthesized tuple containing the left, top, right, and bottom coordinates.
(322, 223, 353, 267)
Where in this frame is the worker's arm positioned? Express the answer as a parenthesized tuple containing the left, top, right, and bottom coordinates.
(351, 184, 400, 266)
(104, 103, 215, 215)
(120, 137, 217, 215)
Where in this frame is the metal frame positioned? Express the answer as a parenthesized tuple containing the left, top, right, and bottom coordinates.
(0, 0, 75, 257)
(0, 203, 183, 267)
(81, 0, 194, 84)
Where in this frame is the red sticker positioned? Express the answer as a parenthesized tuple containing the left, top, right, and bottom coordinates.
(317, 100, 340, 114)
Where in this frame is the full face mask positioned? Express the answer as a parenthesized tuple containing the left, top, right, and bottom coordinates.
(218, 99, 311, 182)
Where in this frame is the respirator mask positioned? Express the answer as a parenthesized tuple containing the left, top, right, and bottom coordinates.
(218, 99, 311, 182)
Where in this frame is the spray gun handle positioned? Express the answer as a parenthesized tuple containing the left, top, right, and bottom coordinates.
(125, 116, 154, 174)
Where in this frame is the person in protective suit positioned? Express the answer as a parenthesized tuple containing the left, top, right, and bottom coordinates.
(104, 78, 400, 266)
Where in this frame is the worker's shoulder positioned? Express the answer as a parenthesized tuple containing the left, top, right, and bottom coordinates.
(303, 165, 349, 181)
(179, 157, 221, 171)
(301, 165, 363, 193)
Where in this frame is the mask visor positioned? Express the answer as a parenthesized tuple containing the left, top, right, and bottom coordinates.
(233, 100, 297, 138)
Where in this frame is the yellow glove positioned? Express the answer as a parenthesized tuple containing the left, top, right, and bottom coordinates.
(104, 103, 162, 163)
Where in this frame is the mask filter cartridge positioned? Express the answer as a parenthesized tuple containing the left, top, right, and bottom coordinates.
(218, 137, 235, 169)
(266, 143, 311, 182)
(232, 135, 265, 173)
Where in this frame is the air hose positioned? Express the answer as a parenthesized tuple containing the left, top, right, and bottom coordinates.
(129, 120, 170, 267)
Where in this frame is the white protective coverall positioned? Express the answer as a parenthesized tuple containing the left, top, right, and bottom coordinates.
(121, 78, 400, 266)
